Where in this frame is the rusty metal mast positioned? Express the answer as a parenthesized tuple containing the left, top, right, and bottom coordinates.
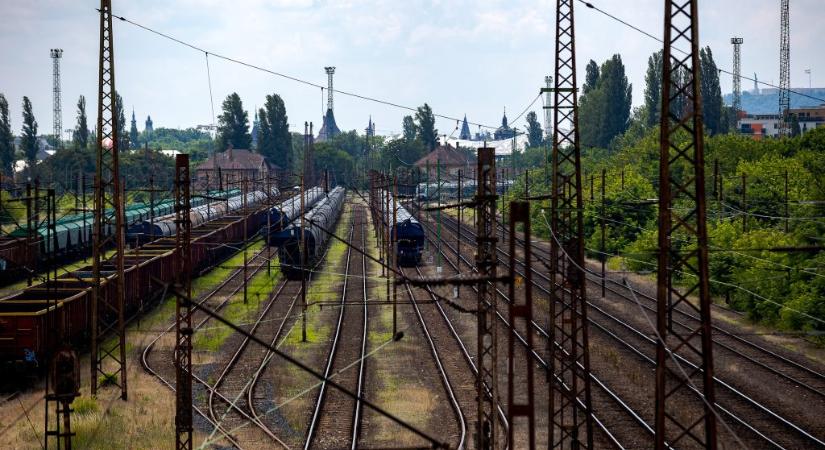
(90, 0, 127, 399)
(508, 201, 535, 449)
(548, 0, 594, 447)
(656, 1, 717, 448)
(174, 154, 193, 450)
(475, 147, 498, 450)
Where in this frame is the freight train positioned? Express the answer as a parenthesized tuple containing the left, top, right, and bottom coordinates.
(271, 186, 346, 280)
(0, 190, 239, 284)
(128, 188, 276, 239)
(0, 188, 311, 373)
(266, 186, 326, 236)
(377, 190, 426, 266)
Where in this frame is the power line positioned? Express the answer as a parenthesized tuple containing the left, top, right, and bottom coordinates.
(577, 0, 825, 104)
(108, 10, 535, 132)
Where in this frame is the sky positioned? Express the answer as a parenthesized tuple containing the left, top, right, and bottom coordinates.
(1, 0, 823, 140)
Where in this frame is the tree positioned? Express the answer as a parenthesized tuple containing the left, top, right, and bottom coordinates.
(402, 115, 417, 142)
(0, 94, 14, 174)
(21, 96, 38, 163)
(115, 92, 129, 151)
(700, 46, 723, 135)
(73, 95, 89, 150)
(643, 50, 663, 127)
(415, 103, 438, 151)
(584, 60, 600, 94)
(216, 92, 251, 150)
(580, 54, 632, 149)
(525, 111, 543, 147)
(257, 94, 291, 170)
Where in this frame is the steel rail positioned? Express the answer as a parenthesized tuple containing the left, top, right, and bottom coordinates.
(305, 223, 356, 448)
(140, 249, 270, 449)
(401, 270, 468, 450)
(434, 210, 825, 448)
(206, 278, 291, 448)
(416, 216, 630, 449)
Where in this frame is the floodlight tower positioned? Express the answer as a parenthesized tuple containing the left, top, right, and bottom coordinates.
(50, 49, 63, 149)
(543, 75, 553, 140)
(731, 38, 743, 114)
(778, 0, 790, 137)
(325, 66, 336, 112)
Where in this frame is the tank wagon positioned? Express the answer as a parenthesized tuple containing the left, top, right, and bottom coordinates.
(266, 186, 326, 238)
(132, 188, 277, 238)
(272, 187, 346, 280)
(0, 190, 238, 285)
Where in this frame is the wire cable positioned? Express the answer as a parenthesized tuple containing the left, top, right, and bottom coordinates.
(109, 10, 541, 132)
(576, 0, 825, 104)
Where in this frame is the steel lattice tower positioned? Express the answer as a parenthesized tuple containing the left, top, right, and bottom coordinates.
(778, 0, 790, 137)
(656, 1, 717, 448)
(475, 147, 498, 450)
(91, 0, 128, 400)
(549, 0, 593, 447)
(50, 49, 63, 149)
(174, 154, 193, 450)
(325, 66, 335, 111)
(731, 38, 743, 114)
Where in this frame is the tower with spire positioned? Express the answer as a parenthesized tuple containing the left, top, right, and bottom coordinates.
(317, 66, 341, 142)
(129, 108, 139, 148)
(459, 115, 471, 140)
(494, 107, 515, 140)
(366, 116, 375, 138)
(252, 109, 260, 149)
(144, 115, 153, 137)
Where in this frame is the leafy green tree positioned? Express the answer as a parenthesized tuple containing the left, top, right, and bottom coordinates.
(0, 94, 14, 175)
(415, 104, 438, 151)
(643, 50, 663, 127)
(580, 55, 632, 149)
(115, 92, 129, 151)
(525, 111, 543, 147)
(402, 115, 417, 142)
(583, 60, 600, 94)
(216, 92, 251, 150)
(258, 94, 291, 169)
(21, 96, 38, 163)
(700, 46, 723, 135)
(73, 95, 89, 150)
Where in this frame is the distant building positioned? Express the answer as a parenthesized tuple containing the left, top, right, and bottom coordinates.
(194, 147, 276, 185)
(459, 115, 472, 140)
(145, 115, 154, 137)
(316, 108, 341, 142)
(493, 110, 515, 140)
(413, 144, 473, 180)
(251, 110, 260, 149)
(737, 104, 825, 139)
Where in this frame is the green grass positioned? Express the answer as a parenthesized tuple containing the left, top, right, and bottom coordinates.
(193, 261, 281, 352)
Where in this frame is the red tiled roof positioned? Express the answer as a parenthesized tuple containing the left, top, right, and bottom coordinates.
(414, 145, 471, 168)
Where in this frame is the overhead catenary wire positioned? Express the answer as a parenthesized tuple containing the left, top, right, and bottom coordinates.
(108, 10, 540, 133)
(577, 0, 825, 104)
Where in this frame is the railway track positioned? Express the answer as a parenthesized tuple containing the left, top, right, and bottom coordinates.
(245, 207, 345, 447)
(141, 247, 278, 449)
(304, 209, 366, 449)
(494, 217, 825, 400)
(430, 208, 825, 448)
(417, 218, 635, 449)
